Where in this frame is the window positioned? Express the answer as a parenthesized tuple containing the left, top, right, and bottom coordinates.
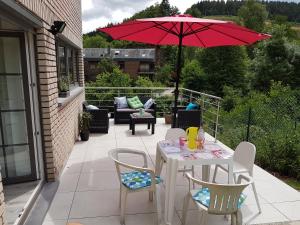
(56, 39, 79, 96)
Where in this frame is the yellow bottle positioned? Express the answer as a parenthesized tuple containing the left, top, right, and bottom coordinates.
(186, 127, 199, 150)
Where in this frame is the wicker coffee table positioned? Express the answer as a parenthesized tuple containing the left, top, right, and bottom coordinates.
(129, 113, 156, 135)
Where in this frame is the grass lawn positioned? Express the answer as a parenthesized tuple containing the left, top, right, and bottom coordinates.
(282, 178, 300, 191)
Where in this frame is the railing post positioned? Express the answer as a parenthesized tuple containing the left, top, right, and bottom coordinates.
(117, 89, 120, 97)
(214, 100, 220, 143)
(189, 92, 193, 102)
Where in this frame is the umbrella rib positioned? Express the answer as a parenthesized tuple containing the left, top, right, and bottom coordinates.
(214, 23, 264, 35)
(153, 22, 179, 37)
(186, 23, 207, 47)
(156, 22, 178, 44)
(208, 27, 250, 44)
(183, 24, 212, 37)
(182, 22, 194, 36)
(114, 21, 169, 39)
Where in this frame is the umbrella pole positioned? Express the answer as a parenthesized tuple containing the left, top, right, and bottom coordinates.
(172, 22, 184, 128)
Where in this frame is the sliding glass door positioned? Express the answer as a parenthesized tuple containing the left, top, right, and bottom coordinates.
(0, 32, 36, 184)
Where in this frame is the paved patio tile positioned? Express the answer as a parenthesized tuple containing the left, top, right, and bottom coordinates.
(44, 192, 74, 220)
(42, 219, 67, 225)
(273, 201, 300, 221)
(42, 119, 299, 225)
(242, 203, 289, 224)
(57, 173, 80, 193)
(69, 190, 120, 218)
(77, 171, 119, 191)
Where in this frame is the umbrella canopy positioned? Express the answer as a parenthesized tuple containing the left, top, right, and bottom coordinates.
(99, 14, 271, 127)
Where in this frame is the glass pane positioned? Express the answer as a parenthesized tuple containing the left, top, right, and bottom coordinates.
(2, 111, 28, 145)
(0, 75, 25, 110)
(0, 37, 22, 73)
(0, 147, 6, 178)
(5, 145, 31, 177)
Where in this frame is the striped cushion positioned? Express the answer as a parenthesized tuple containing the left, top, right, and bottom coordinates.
(193, 188, 247, 208)
(121, 171, 161, 190)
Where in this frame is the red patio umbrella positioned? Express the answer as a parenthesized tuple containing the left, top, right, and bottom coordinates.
(98, 14, 271, 127)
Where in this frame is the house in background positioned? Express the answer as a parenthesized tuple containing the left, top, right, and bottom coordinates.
(0, 0, 84, 224)
(83, 48, 156, 81)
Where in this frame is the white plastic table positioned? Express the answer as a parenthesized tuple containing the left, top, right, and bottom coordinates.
(155, 136, 234, 225)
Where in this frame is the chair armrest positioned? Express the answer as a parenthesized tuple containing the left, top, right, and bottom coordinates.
(109, 148, 148, 167)
(236, 174, 253, 184)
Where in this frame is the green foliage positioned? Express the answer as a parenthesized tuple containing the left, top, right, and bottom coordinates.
(79, 112, 92, 131)
(134, 76, 163, 87)
(97, 58, 118, 74)
(154, 64, 174, 85)
(219, 82, 300, 180)
(238, 0, 268, 32)
(83, 34, 109, 48)
(252, 25, 299, 90)
(182, 60, 206, 92)
(91, 68, 132, 87)
(200, 46, 249, 96)
(185, 6, 202, 18)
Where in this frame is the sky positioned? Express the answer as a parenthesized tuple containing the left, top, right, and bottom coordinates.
(82, 0, 200, 33)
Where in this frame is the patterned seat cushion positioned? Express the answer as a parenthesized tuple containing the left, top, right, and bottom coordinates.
(121, 171, 161, 190)
(192, 188, 247, 208)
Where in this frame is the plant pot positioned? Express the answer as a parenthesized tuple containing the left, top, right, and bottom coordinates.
(80, 130, 90, 141)
(164, 114, 172, 124)
(59, 91, 70, 98)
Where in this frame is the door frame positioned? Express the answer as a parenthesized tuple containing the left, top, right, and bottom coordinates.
(0, 31, 37, 184)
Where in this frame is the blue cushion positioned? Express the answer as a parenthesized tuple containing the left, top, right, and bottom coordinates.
(192, 188, 247, 208)
(114, 96, 128, 109)
(121, 171, 161, 190)
(186, 102, 199, 110)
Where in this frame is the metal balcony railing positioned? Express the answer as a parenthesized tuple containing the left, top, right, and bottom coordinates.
(85, 86, 222, 141)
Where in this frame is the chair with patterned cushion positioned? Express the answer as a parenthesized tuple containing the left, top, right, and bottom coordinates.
(109, 148, 162, 225)
(182, 173, 252, 225)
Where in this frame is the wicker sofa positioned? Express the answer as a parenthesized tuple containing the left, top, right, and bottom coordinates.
(114, 96, 157, 124)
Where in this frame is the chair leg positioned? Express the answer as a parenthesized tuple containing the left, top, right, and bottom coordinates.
(251, 182, 262, 213)
(182, 193, 190, 225)
(120, 187, 128, 225)
(199, 211, 207, 225)
(149, 191, 153, 202)
(155, 185, 162, 225)
(236, 209, 243, 225)
(212, 165, 219, 183)
(233, 173, 237, 184)
(231, 213, 237, 225)
(119, 184, 122, 208)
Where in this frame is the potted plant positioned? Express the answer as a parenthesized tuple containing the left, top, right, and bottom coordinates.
(163, 105, 172, 124)
(79, 112, 92, 141)
(58, 77, 70, 98)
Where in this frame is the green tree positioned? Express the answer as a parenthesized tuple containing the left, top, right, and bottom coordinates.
(92, 68, 132, 87)
(252, 25, 297, 91)
(159, 0, 179, 16)
(182, 60, 207, 92)
(238, 0, 268, 32)
(154, 64, 174, 85)
(200, 46, 249, 96)
(83, 34, 109, 48)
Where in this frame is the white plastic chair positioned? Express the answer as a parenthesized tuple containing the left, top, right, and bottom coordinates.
(109, 148, 162, 225)
(212, 141, 261, 213)
(161, 128, 195, 177)
(182, 173, 252, 225)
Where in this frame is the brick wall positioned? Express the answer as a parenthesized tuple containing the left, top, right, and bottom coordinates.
(15, 0, 84, 181)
